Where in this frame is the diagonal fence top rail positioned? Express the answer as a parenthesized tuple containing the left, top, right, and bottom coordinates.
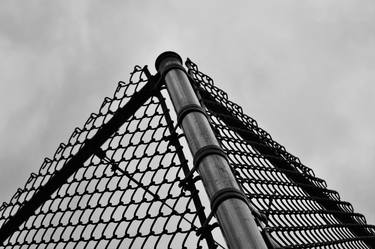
(0, 51, 374, 249)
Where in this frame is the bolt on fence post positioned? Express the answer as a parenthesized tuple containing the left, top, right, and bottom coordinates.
(155, 51, 268, 249)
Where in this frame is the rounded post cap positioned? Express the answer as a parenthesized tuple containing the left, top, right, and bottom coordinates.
(155, 51, 183, 72)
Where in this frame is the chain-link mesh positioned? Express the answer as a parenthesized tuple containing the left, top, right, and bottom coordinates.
(3, 55, 375, 249)
(0, 66, 220, 249)
(186, 58, 375, 249)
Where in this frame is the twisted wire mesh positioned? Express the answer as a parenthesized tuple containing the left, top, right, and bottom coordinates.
(0, 66, 215, 249)
(185, 58, 375, 249)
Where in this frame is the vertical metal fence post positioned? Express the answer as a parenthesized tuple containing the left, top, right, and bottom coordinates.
(155, 51, 268, 249)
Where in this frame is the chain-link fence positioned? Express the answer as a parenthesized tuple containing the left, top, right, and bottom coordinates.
(0, 65, 224, 249)
(1, 54, 374, 249)
(186, 58, 375, 249)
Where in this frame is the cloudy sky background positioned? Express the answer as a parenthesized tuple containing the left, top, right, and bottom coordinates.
(1, 0, 375, 225)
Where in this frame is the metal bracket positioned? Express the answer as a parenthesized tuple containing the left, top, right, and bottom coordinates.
(177, 104, 207, 127)
(197, 187, 269, 240)
(196, 187, 249, 237)
(179, 145, 227, 191)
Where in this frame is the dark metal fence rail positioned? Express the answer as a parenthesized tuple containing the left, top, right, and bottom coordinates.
(185, 58, 375, 249)
(0, 66, 219, 249)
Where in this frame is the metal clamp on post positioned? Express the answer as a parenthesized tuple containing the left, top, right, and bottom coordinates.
(197, 188, 269, 239)
(193, 145, 227, 167)
(179, 145, 227, 191)
(169, 103, 210, 190)
(165, 104, 208, 156)
(196, 187, 250, 237)
(160, 70, 208, 147)
(177, 104, 207, 127)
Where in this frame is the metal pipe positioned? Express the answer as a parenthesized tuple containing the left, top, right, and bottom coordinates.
(155, 51, 268, 249)
(156, 91, 217, 248)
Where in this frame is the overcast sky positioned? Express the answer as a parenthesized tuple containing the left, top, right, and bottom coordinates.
(1, 0, 375, 225)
